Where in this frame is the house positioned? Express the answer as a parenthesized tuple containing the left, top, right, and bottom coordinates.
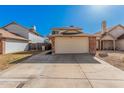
(0, 22, 45, 54)
(0, 28, 29, 54)
(49, 26, 96, 54)
(3, 22, 45, 43)
(96, 21, 124, 51)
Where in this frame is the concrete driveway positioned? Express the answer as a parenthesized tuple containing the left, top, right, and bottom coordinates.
(0, 53, 124, 88)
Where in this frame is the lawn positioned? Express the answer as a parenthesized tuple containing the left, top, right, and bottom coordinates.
(0, 51, 42, 71)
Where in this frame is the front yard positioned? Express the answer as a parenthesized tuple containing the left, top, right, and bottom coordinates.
(96, 51, 124, 71)
(0, 51, 42, 71)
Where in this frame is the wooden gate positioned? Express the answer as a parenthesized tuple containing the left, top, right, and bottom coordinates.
(89, 37, 96, 54)
(0, 40, 2, 54)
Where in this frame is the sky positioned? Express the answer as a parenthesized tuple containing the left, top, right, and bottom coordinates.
(0, 5, 124, 36)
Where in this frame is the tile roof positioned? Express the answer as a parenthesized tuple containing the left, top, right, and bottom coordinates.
(95, 24, 124, 35)
(117, 34, 124, 39)
(3, 21, 41, 37)
(0, 28, 29, 41)
(52, 26, 82, 31)
(50, 33, 96, 37)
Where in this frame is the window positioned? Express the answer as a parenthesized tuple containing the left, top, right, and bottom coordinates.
(52, 31, 59, 35)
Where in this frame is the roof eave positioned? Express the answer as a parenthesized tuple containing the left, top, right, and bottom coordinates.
(50, 34, 96, 38)
(2, 37, 30, 41)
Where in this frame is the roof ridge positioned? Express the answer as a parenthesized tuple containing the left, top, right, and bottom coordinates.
(52, 26, 82, 30)
(2, 21, 30, 30)
(95, 24, 124, 35)
(2, 21, 41, 36)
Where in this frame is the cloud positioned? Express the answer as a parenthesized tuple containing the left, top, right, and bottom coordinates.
(90, 5, 109, 12)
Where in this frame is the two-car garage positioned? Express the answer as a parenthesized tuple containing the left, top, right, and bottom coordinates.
(55, 37, 89, 54)
(51, 35, 96, 54)
(0, 28, 29, 54)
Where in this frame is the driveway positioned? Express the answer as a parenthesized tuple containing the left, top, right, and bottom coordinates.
(0, 53, 124, 88)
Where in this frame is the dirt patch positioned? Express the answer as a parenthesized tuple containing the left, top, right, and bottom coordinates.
(96, 51, 124, 71)
(0, 51, 42, 71)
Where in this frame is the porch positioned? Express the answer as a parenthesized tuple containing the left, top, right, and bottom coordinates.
(97, 40, 116, 51)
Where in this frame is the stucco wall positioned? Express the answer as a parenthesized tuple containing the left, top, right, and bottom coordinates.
(96, 40, 99, 49)
(29, 33, 44, 43)
(101, 34, 114, 40)
(4, 24, 29, 39)
(0, 40, 2, 54)
(54, 37, 89, 54)
(116, 39, 124, 50)
(103, 41, 113, 50)
(5, 39, 28, 54)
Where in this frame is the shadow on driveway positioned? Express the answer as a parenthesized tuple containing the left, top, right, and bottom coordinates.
(14, 54, 100, 64)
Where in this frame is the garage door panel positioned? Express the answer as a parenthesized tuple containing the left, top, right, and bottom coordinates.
(5, 39, 28, 54)
(55, 37, 89, 54)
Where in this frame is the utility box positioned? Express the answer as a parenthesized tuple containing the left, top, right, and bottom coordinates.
(42, 45, 45, 51)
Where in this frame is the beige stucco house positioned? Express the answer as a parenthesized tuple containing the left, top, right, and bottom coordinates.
(96, 21, 124, 51)
(50, 26, 96, 54)
(0, 28, 29, 54)
(3, 22, 45, 43)
(0, 22, 45, 54)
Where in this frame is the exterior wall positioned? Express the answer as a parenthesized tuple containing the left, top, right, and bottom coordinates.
(0, 39, 5, 54)
(4, 24, 29, 39)
(5, 39, 28, 54)
(0, 39, 2, 54)
(54, 37, 89, 54)
(89, 37, 96, 54)
(116, 39, 124, 50)
(96, 40, 99, 49)
(29, 33, 44, 43)
(103, 40, 113, 50)
(101, 34, 114, 40)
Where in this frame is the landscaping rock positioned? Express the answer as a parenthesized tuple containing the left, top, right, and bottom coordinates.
(99, 52, 108, 57)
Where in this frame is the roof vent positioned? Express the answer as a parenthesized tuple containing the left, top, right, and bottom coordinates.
(70, 25, 74, 27)
(32, 25, 36, 31)
(30, 25, 36, 32)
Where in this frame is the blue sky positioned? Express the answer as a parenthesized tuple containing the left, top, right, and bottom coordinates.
(0, 5, 124, 36)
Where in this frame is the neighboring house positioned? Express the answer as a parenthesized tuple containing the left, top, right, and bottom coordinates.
(0, 22, 45, 54)
(95, 21, 124, 51)
(3, 22, 45, 43)
(49, 26, 96, 54)
(0, 28, 29, 54)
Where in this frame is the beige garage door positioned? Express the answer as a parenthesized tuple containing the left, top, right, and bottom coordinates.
(55, 37, 89, 54)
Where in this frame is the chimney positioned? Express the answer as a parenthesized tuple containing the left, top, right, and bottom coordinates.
(101, 20, 107, 34)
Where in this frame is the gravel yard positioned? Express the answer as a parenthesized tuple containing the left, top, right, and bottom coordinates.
(96, 51, 124, 71)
